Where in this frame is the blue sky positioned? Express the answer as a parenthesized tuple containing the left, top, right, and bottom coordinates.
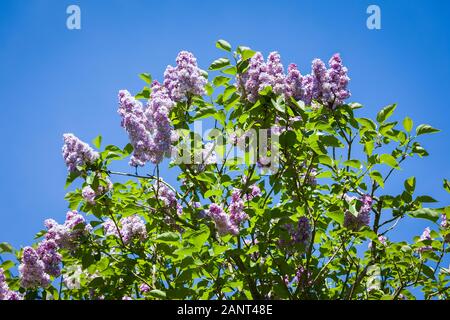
(0, 0, 449, 255)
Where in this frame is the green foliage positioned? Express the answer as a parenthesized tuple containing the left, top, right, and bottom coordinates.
(2, 40, 449, 301)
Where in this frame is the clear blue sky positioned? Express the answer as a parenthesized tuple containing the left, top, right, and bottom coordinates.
(0, 0, 449, 252)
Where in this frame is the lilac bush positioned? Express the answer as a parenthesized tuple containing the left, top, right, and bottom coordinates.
(0, 40, 448, 301)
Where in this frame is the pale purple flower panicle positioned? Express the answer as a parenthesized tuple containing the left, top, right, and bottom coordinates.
(145, 81, 176, 164)
(163, 51, 207, 102)
(327, 53, 351, 105)
(280, 216, 312, 249)
(82, 186, 96, 205)
(0, 268, 23, 300)
(45, 211, 89, 249)
(62, 133, 99, 172)
(103, 216, 147, 245)
(208, 203, 238, 236)
(309, 54, 350, 107)
(418, 227, 433, 253)
(118, 85, 176, 166)
(139, 283, 151, 293)
(344, 194, 372, 231)
(237, 51, 285, 103)
(36, 239, 62, 277)
(259, 52, 285, 95)
(19, 247, 50, 289)
(440, 214, 448, 229)
(122, 296, 133, 300)
(293, 266, 313, 286)
(119, 215, 148, 244)
(155, 181, 182, 216)
(103, 219, 119, 237)
(229, 189, 248, 227)
(236, 52, 265, 103)
(118, 89, 152, 167)
(245, 184, 261, 201)
(285, 63, 304, 101)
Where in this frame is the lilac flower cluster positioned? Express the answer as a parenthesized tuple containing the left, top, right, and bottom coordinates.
(418, 227, 433, 253)
(120, 215, 148, 244)
(244, 184, 261, 201)
(139, 283, 151, 293)
(343, 194, 373, 231)
(18, 211, 90, 289)
(229, 189, 248, 229)
(19, 247, 50, 289)
(45, 210, 90, 249)
(0, 268, 22, 300)
(163, 51, 207, 102)
(145, 81, 177, 164)
(36, 240, 62, 277)
(441, 214, 448, 229)
(237, 52, 350, 107)
(293, 266, 313, 286)
(237, 52, 285, 103)
(208, 203, 237, 236)
(62, 133, 99, 172)
(82, 177, 113, 205)
(280, 216, 312, 248)
(118, 90, 151, 166)
(118, 82, 177, 166)
(155, 181, 183, 216)
(103, 215, 147, 245)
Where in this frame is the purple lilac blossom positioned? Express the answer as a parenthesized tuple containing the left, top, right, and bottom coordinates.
(62, 133, 99, 172)
(82, 186, 96, 205)
(119, 215, 148, 244)
(19, 247, 50, 289)
(0, 268, 23, 300)
(163, 51, 207, 102)
(344, 194, 373, 231)
(418, 227, 433, 253)
(139, 283, 151, 293)
(45, 211, 89, 249)
(36, 239, 62, 277)
(208, 203, 238, 236)
(144, 81, 177, 164)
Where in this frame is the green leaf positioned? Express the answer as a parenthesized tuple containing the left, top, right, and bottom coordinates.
(416, 124, 440, 136)
(376, 104, 397, 123)
(185, 226, 210, 248)
(327, 211, 344, 225)
(416, 195, 438, 203)
(209, 58, 230, 70)
(156, 232, 180, 242)
(317, 155, 334, 167)
(135, 87, 150, 99)
(148, 289, 166, 299)
(379, 154, 400, 169)
(139, 73, 152, 84)
(92, 135, 102, 149)
(216, 39, 231, 52)
(370, 171, 384, 188)
(404, 176, 416, 193)
(0, 242, 13, 253)
(444, 179, 450, 194)
(237, 46, 255, 61)
(403, 117, 413, 132)
(1, 260, 14, 270)
(342, 159, 361, 169)
(356, 118, 376, 130)
(213, 76, 230, 87)
(408, 208, 439, 222)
